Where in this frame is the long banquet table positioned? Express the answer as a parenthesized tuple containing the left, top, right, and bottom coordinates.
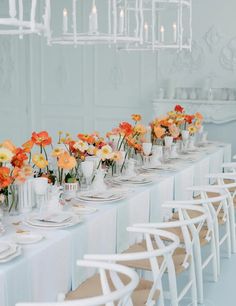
(0, 141, 231, 306)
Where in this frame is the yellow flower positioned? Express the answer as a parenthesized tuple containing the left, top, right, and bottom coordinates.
(112, 151, 122, 162)
(0, 148, 14, 163)
(58, 131, 63, 135)
(194, 120, 202, 130)
(51, 147, 64, 157)
(87, 145, 97, 155)
(188, 125, 197, 135)
(32, 154, 48, 169)
(134, 124, 147, 135)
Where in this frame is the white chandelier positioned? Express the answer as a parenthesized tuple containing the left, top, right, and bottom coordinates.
(0, 0, 50, 38)
(118, 0, 192, 51)
(47, 0, 143, 46)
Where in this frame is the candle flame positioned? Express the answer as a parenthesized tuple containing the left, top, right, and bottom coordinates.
(120, 9, 124, 17)
(92, 4, 97, 14)
(160, 26, 164, 32)
(173, 23, 177, 29)
(63, 8, 68, 17)
(144, 22, 148, 30)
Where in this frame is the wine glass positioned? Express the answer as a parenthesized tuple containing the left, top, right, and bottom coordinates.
(33, 177, 48, 216)
(81, 161, 94, 190)
(142, 142, 152, 167)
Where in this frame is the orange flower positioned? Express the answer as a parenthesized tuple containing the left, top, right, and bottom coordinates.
(31, 131, 52, 147)
(58, 152, 76, 170)
(11, 148, 28, 168)
(185, 115, 195, 124)
(119, 122, 133, 136)
(174, 105, 185, 113)
(0, 167, 13, 189)
(154, 126, 166, 139)
(195, 112, 203, 121)
(51, 147, 64, 157)
(22, 140, 34, 153)
(1, 140, 17, 154)
(169, 124, 180, 138)
(13, 165, 33, 184)
(77, 134, 95, 144)
(131, 114, 142, 122)
(134, 124, 147, 135)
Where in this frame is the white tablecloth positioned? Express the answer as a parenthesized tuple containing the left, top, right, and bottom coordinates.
(0, 141, 232, 306)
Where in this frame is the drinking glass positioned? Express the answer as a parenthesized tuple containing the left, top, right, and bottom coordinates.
(81, 161, 94, 190)
(33, 177, 48, 215)
(142, 142, 152, 167)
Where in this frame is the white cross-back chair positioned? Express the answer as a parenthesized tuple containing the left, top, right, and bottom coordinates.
(189, 184, 233, 275)
(67, 226, 179, 306)
(165, 197, 217, 304)
(132, 204, 207, 306)
(16, 260, 139, 306)
(206, 173, 236, 253)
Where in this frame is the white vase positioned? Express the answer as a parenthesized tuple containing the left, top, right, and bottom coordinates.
(17, 178, 36, 213)
(164, 136, 173, 148)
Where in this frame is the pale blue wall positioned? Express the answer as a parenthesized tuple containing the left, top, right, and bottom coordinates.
(157, 0, 236, 154)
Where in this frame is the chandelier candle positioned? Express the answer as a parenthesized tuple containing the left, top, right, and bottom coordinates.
(144, 22, 149, 42)
(89, 4, 98, 33)
(9, 0, 16, 17)
(119, 9, 124, 34)
(63, 8, 68, 34)
(160, 25, 164, 43)
(173, 22, 177, 43)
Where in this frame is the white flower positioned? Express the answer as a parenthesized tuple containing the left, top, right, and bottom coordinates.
(87, 145, 96, 155)
(0, 148, 14, 163)
(73, 141, 89, 153)
(96, 145, 113, 161)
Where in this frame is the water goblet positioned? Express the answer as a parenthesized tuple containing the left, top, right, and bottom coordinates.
(32, 177, 48, 216)
(81, 161, 94, 190)
(142, 142, 152, 167)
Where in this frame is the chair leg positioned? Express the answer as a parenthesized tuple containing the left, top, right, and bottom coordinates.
(166, 261, 178, 306)
(226, 216, 232, 258)
(211, 232, 218, 282)
(193, 242, 204, 303)
(190, 260, 198, 306)
(214, 221, 221, 275)
(229, 199, 236, 253)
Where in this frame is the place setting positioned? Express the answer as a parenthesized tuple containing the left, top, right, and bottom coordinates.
(0, 241, 22, 264)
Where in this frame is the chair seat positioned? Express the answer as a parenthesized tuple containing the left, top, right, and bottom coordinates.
(121, 242, 190, 274)
(66, 272, 160, 306)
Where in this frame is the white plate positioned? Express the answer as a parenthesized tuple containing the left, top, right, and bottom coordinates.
(113, 177, 153, 185)
(72, 206, 98, 215)
(0, 246, 22, 263)
(76, 194, 124, 203)
(25, 213, 82, 229)
(0, 242, 10, 254)
(12, 233, 44, 245)
(0, 242, 18, 260)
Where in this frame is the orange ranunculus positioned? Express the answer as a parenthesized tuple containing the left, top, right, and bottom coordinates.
(57, 152, 76, 170)
(1, 140, 17, 154)
(195, 112, 203, 121)
(31, 131, 52, 147)
(154, 126, 166, 139)
(77, 134, 95, 144)
(32, 154, 48, 169)
(169, 124, 180, 139)
(131, 114, 142, 122)
(119, 122, 133, 136)
(0, 167, 13, 189)
(11, 148, 28, 168)
(22, 140, 34, 153)
(174, 104, 185, 113)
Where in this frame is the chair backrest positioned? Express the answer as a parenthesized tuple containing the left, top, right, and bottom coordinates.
(84, 226, 179, 306)
(134, 204, 207, 268)
(16, 261, 139, 306)
(188, 185, 230, 219)
(222, 162, 236, 172)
